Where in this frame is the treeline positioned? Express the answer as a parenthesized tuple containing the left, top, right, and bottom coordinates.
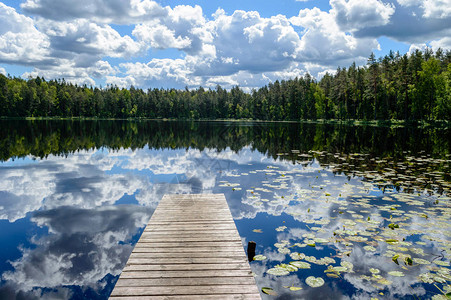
(0, 49, 450, 120)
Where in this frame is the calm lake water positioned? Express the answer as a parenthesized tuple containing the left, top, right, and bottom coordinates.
(0, 120, 450, 300)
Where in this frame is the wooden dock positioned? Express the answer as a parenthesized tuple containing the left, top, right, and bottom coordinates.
(110, 194, 261, 300)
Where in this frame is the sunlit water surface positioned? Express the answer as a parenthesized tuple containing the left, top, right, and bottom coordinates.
(0, 120, 450, 299)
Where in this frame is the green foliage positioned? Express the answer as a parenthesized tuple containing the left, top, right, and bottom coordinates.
(0, 49, 449, 121)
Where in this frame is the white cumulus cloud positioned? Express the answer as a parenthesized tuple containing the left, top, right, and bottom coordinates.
(291, 8, 379, 66)
(422, 0, 451, 18)
(21, 0, 169, 24)
(430, 36, 451, 50)
(1, 0, 449, 90)
(132, 5, 209, 54)
(24, 60, 114, 86)
(0, 3, 51, 65)
(109, 8, 344, 89)
(206, 11, 301, 76)
(0, 3, 148, 85)
(397, 0, 451, 19)
(331, 0, 395, 31)
(352, 0, 451, 45)
(37, 19, 144, 59)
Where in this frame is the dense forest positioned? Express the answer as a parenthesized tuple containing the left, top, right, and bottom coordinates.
(1, 49, 450, 121)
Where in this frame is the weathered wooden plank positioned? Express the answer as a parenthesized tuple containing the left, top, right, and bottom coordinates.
(110, 194, 261, 299)
(118, 270, 254, 279)
(153, 206, 230, 210)
(133, 241, 244, 248)
(146, 231, 237, 235)
(146, 225, 236, 230)
(151, 212, 232, 217)
(110, 295, 262, 300)
(138, 236, 241, 242)
(145, 225, 237, 231)
(114, 277, 258, 287)
(152, 209, 231, 213)
(126, 257, 248, 265)
(111, 285, 260, 296)
(154, 204, 230, 207)
(151, 216, 232, 219)
(132, 246, 244, 253)
(146, 226, 236, 231)
(154, 209, 230, 212)
(143, 231, 238, 236)
(149, 218, 234, 222)
(130, 247, 244, 253)
(147, 219, 236, 224)
(129, 252, 246, 259)
(139, 234, 242, 240)
(150, 218, 233, 222)
(140, 230, 241, 236)
(123, 263, 251, 272)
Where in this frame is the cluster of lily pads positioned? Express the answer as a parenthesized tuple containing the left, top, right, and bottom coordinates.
(294, 150, 450, 195)
(219, 149, 450, 298)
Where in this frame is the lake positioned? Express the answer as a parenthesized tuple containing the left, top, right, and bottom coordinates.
(0, 120, 450, 299)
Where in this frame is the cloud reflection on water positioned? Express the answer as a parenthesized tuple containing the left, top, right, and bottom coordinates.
(1, 205, 152, 299)
(0, 144, 449, 299)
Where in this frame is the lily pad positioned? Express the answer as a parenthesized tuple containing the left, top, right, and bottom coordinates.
(433, 276, 446, 283)
(388, 223, 399, 230)
(385, 239, 399, 244)
(319, 257, 336, 265)
(418, 272, 434, 283)
(277, 263, 298, 272)
(305, 276, 325, 288)
(435, 260, 450, 267)
(305, 256, 317, 263)
(275, 226, 287, 232)
(278, 247, 291, 254)
(413, 258, 430, 265)
(267, 267, 290, 276)
(341, 261, 353, 271)
(253, 255, 267, 261)
(364, 245, 377, 252)
(274, 242, 288, 248)
(290, 252, 305, 260)
(262, 287, 277, 296)
(332, 266, 348, 272)
(314, 238, 330, 243)
(388, 271, 405, 277)
(290, 261, 311, 269)
(431, 295, 447, 300)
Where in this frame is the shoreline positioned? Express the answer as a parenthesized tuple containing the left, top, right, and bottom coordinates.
(0, 117, 449, 128)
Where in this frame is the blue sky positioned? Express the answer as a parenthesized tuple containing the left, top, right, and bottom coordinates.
(0, 0, 449, 90)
